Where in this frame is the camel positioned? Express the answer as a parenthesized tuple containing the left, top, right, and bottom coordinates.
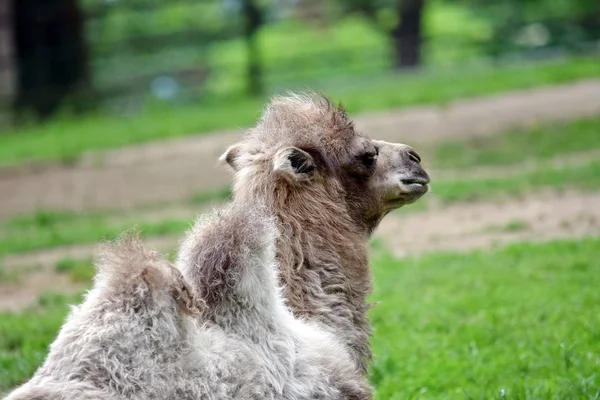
(5, 92, 427, 400)
(6, 205, 369, 399)
(217, 92, 430, 376)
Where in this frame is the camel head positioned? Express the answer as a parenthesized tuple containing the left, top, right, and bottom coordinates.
(219, 92, 430, 234)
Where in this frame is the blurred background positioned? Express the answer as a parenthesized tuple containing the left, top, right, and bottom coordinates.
(1, 1, 600, 397)
(0, 0, 599, 123)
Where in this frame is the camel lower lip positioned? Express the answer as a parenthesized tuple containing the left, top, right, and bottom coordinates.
(399, 177, 430, 195)
(401, 178, 429, 186)
(388, 184, 429, 204)
(401, 182, 429, 193)
(404, 182, 426, 189)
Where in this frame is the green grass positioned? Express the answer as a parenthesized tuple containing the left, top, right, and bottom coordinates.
(369, 237, 600, 399)
(476, 219, 531, 234)
(495, 220, 531, 233)
(330, 57, 600, 114)
(432, 160, 600, 204)
(0, 96, 266, 167)
(189, 187, 232, 205)
(1, 238, 598, 397)
(92, 3, 494, 99)
(0, 292, 82, 392)
(433, 115, 600, 169)
(1, 56, 598, 167)
(0, 210, 189, 256)
(54, 258, 95, 284)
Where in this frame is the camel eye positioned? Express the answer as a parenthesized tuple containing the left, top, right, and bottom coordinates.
(359, 151, 377, 168)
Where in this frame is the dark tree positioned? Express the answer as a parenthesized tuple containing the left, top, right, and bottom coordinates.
(13, 0, 92, 120)
(241, 0, 264, 96)
(392, 0, 424, 68)
(339, 0, 427, 69)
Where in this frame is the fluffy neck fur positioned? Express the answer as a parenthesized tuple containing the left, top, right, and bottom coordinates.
(233, 171, 373, 374)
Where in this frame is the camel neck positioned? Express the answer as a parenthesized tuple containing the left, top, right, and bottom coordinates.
(274, 211, 373, 374)
(230, 184, 373, 373)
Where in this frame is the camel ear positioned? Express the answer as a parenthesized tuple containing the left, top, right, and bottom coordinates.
(218, 144, 243, 171)
(273, 147, 315, 181)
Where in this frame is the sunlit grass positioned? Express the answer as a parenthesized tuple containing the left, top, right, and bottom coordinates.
(433, 115, 600, 169)
(1, 56, 598, 167)
(0, 210, 189, 256)
(2, 238, 599, 397)
(0, 292, 82, 392)
(54, 258, 95, 284)
(432, 161, 600, 204)
(369, 237, 600, 399)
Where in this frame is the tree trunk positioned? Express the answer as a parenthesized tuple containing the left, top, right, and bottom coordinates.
(391, 0, 425, 69)
(0, 0, 16, 127)
(13, 0, 92, 120)
(242, 0, 263, 97)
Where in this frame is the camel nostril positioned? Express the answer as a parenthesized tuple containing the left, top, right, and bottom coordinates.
(407, 149, 421, 164)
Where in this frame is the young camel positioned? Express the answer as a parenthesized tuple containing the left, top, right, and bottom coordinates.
(218, 92, 430, 375)
(6, 206, 369, 399)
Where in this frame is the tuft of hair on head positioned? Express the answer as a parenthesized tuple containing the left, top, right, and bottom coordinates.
(258, 91, 335, 127)
(272, 90, 336, 111)
(247, 90, 354, 154)
(93, 229, 203, 316)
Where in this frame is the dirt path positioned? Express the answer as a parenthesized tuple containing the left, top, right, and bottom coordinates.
(375, 189, 600, 258)
(0, 236, 180, 312)
(0, 270, 85, 312)
(2, 188, 599, 312)
(1, 79, 600, 220)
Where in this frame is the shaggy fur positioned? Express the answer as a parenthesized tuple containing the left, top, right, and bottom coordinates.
(177, 203, 371, 399)
(6, 208, 370, 399)
(219, 92, 430, 376)
(5, 233, 206, 400)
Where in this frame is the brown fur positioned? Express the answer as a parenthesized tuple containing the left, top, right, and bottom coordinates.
(220, 92, 430, 376)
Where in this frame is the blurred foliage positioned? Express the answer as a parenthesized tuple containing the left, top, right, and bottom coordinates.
(462, 0, 600, 56)
(1, 55, 598, 166)
(80, 0, 600, 88)
(3, 0, 600, 122)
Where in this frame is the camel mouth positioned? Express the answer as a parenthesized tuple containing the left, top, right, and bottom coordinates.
(384, 176, 430, 207)
(401, 177, 429, 188)
(399, 176, 430, 194)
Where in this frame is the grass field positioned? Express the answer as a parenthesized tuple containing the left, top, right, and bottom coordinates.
(1, 86, 599, 397)
(0, 210, 190, 257)
(370, 238, 600, 399)
(1, 238, 598, 397)
(1, 56, 598, 167)
(432, 115, 600, 169)
(1, 115, 599, 255)
(0, 292, 80, 391)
